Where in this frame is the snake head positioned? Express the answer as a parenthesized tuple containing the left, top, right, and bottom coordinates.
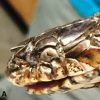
(6, 13, 100, 95)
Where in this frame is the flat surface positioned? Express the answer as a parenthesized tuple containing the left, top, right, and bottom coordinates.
(0, 6, 26, 74)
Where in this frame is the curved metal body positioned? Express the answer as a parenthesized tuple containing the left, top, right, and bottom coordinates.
(6, 13, 100, 95)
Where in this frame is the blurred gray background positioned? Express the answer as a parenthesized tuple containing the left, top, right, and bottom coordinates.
(0, 0, 100, 100)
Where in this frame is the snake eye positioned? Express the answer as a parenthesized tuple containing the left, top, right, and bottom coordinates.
(40, 47, 59, 62)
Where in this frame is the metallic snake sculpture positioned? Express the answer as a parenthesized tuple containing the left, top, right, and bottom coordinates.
(6, 13, 100, 95)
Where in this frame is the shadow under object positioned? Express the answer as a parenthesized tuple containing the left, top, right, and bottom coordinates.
(0, 0, 29, 34)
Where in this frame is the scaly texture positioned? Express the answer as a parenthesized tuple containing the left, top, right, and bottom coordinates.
(6, 13, 100, 95)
